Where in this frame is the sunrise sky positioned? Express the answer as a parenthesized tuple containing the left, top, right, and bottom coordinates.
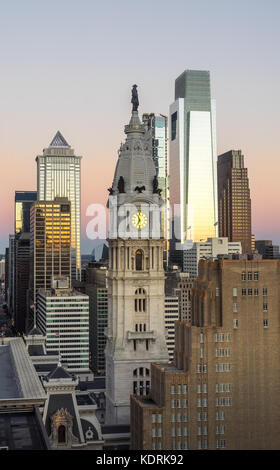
(0, 0, 279, 253)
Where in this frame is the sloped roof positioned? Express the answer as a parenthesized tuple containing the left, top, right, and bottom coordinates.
(49, 131, 70, 148)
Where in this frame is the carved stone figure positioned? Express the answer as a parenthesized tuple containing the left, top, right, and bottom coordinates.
(131, 84, 139, 112)
(118, 176, 125, 193)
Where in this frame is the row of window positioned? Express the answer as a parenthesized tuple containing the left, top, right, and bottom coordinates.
(170, 385, 188, 394)
(171, 427, 188, 437)
(233, 319, 268, 328)
(215, 348, 230, 358)
(171, 399, 188, 409)
(242, 272, 259, 281)
(171, 413, 188, 423)
(216, 397, 232, 406)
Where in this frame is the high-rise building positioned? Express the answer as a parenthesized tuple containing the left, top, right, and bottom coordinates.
(15, 233, 31, 333)
(12, 191, 38, 332)
(15, 191, 37, 234)
(255, 240, 280, 259)
(166, 270, 195, 323)
(142, 113, 169, 264)
(105, 87, 169, 425)
(181, 237, 242, 277)
(218, 150, 252, 254)
(29, 198, 71, 309)
(164, 296, 179, 360)
(36, 131, 81, 280)
(7, 234, 16, 315)
(169, 70, 218, 257)
(37, 277, 89, 371)
(131, 258, 280, 450)
(85, 263, 108, 374)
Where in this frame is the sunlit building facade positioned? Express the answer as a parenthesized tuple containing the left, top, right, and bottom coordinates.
(36, 131, 81, 280)
(30, 198, 71, 306)
(15, 191, 37, 234)
(218, 150, 252, 254)
(142, 113, 169, 265)
(169, 70, 218, 248)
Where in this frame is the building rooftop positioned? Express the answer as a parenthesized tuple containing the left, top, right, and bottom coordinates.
(0, 409, 50, 450)
(0, 339, 46, 403)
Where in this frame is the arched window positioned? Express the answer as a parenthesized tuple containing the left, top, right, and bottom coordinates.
(58, 425, 66, 443)
(134, 288, 147, 312)
(135, 249, 144, 271)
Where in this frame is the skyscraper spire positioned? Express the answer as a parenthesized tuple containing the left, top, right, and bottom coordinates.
(49, 131, 70, 148)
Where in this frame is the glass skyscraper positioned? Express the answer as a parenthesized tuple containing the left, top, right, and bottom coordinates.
(36, 131, 81, 280)
(169, 70, 218, 248)
(142, 113, 169, 263)
(15, 191, 37, 234)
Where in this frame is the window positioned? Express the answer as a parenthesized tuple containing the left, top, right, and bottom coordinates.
(248, 272, 252, 281)
(197, 384, 201, 393)
(263, 303, 268, 311)
(242, 288, 246, 296)
(263, 288, 267, 296)
(233, 319, 238, 328)
(171, 112, 177, 140)
(233, 303, 238, 312)
(254, 288, 259, 296)
(134, 288, 146, 313)
(233, 288, 237, 297)
(264, 319, 268, 327)
(183, 413, 188, 422)
(248, 288, 252, 296)
(135, 250, 144, 271)
(58, 425, 66, 443)
(254, 272, 259, 281)
(183, 384, 188, 394)
(171, 385, 175, 394)
(177, 384, 181, 394)
(241, 272, 246, 281)
(216, 287, 220, 297)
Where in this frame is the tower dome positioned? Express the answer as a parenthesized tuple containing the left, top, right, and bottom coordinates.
(110, 85, 159, 202)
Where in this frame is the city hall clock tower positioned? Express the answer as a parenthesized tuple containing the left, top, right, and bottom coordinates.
(105, 86, 169, 425)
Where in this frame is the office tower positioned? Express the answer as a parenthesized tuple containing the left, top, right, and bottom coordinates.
(15, 233, 30, 333)
(164, 296, 179, 360)
(142, 113, 169, 264)
(255, 240, 280, 259)
(36, 131, 81, 281)
(105, 87, 169, 425)
(4, 248, 9, 303)
(37, 276, 89, 371)
(30, 197, 71, 309)
(12, 191, 38, 331)
(7, 234, 16, 315)
(218, 150, 252, 254)
(182, 237, 242, 277)
(15, 191, 37, 234)
(131, 257, 280, 450)
(169, 70, 218, 255)
(166, 271, 196, 323)
(0, 258, 5, 281)
(85, 263, 108, 374)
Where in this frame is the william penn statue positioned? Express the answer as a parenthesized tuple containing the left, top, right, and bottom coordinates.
(131, 84, 139, 112)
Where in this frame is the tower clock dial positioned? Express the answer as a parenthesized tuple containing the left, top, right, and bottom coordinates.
(132, 211, 148, 229)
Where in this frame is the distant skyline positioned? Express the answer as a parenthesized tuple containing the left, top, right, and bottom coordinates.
(0, 0, 279, 253)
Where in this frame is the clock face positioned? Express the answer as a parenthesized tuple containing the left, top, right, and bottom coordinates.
(132, 211, 148, 229)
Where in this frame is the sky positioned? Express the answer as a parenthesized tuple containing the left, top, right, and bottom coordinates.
(0, 0, 279, 253)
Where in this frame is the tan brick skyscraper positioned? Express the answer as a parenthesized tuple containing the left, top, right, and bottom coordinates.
(131, 258, 280, 450)
(218, 150, 252, 254)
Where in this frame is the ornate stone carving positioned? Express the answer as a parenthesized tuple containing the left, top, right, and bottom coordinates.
(49, 408, 79, 449)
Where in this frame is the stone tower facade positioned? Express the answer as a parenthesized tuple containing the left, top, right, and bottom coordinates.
(105, 88, 169, 425)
